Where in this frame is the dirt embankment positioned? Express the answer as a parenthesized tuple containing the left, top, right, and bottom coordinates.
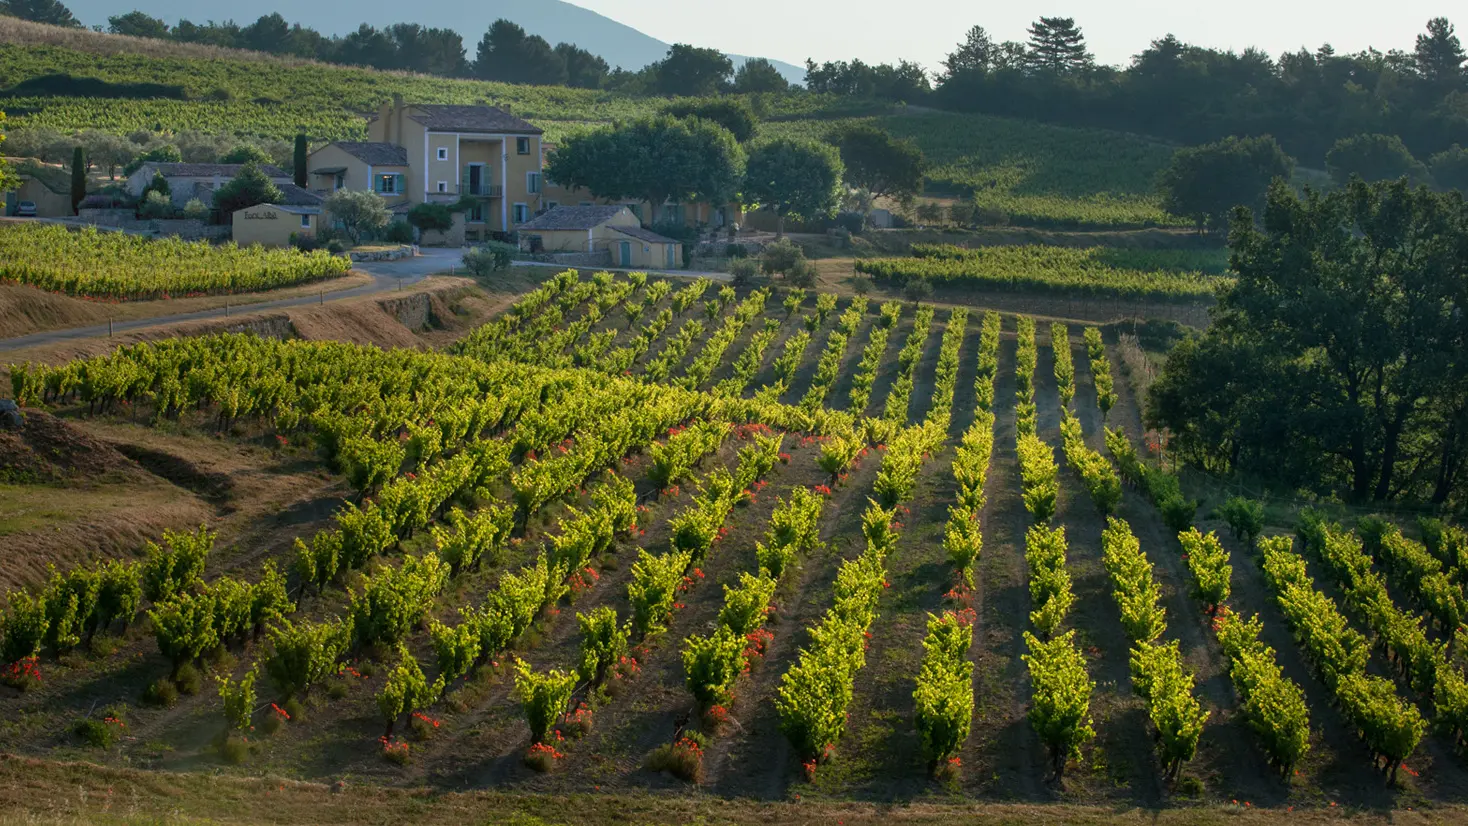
(0, 278, 503, 372)
(0, 273, 376, 342)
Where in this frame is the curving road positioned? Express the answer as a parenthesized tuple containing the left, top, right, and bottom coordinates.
(0, 250, 463, 353)
(0, 248, 729, 353)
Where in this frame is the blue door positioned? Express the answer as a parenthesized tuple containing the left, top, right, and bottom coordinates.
(619, 241, 632, 267)
(665, 244, 676, 269)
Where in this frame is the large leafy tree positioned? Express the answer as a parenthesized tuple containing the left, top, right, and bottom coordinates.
(653, 44, 733, 96)
(473, 20, 565, 85)
(1148, 179, 1468, 503)
(324, 189, 390, 243)
(545, 116, 745, 223)
(1157, 135, 1295, 231)
(664, 98, 757, 143)
(743, 138, 843, 238)
(1415, 17, 1467, 92)
(734, 58, 788, 93)
(1026, 17, 1091, 75)
(107, 11, 169, 38)
(0, 0, 81, 27)
(828, 123, 927, 202)
(1432, 144, 1468, 191)
(213, 162, 282, 216)
(556, 43, 608, 89)
(1326, 134, 1426, 184)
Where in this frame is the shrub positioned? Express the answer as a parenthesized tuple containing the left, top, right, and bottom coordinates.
(143, 676, 179, 707)
(683, 626, 747, 706)
(217, 666, 257, 734)
(181, 198, 210, 220)
(728, 257, 760, 287)
(384, 220, 415, 244)
(1, 591, 48, 664)
(142, 525, 212, 604)
(512, 659, 576, 744)
(576, 607, 630, 686)
(463, 242, 515, 276)
(1159, 495, 1197, 534)
(903, 276, 933, 305)
(647, 734, 705, 782)
(725, 242, 748, 258)
(137, 189, 173, 219)
(74, 706, 128, 749)
(1217, 497, 1264, 545)
(377, 646, 443, 737)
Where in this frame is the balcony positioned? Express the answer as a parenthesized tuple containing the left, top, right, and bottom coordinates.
(461, 182, 503, 198)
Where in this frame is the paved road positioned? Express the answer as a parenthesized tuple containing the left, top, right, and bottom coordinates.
(0, 251, 458, 353)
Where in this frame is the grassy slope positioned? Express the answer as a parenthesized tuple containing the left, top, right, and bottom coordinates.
(0, 22, 1179, 228)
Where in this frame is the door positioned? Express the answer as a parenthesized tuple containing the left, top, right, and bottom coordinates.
(618, 241, 632, 267)
(665, 244, 676, 269)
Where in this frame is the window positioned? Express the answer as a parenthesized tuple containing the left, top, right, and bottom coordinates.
(468, 203, 485, 223)
(516, 137, 531, 155)
(373, 173, 402, 194)
(436, 147, 448, 161)
(437, 181, 448, 193)
(333, 173, 345, 190)
(526, 172, 541, 194)
(545, 201, 559, 211)
(512, 203, 529, 223)
(301, 214, 311, 228)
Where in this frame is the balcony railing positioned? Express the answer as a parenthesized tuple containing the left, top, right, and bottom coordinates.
(461, 182, 503, 197)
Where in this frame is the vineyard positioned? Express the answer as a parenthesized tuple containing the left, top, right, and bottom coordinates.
(0, 223, 351, 300)
(1, 268, 1463, 821)
(0, 36, 1179, 229)
(855, 244, 1230, 302)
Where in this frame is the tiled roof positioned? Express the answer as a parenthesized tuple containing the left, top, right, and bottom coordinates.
(142, 162, 289, 178)
(517, 205, 629, 231)
(406, 104, 542, 135)
(276, 184, 324, 207)
(612, 225, 679, 245)
(332, 141, 408, 166)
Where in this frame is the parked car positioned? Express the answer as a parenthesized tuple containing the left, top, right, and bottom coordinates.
(14, 201, 37, 217)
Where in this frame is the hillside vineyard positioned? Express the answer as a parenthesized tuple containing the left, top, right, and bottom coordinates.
(10, 270, 1468, 813)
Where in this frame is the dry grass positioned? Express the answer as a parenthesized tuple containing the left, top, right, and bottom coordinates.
(0, 753, 1445, 825)
(0, 17, 422, 77)
(0, 272, 373, 341)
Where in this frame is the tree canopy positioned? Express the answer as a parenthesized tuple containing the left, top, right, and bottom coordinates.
(734, 58, 789, 93)
(743, 138, 844, 238)
(663, 99, 758, 143)
(1432, 145, 1468, 191)
(653, 44, 734, 96)
(828, 123, 928, 202)
(1326, 134, 1426, 184)
(0, 0, 81, 27)
(1157, 135, 1295, 231)
(1147, 179, 1468, 504)
(212, 162, 282, 215)
(544, 116, 744, 223)
(473, 20, 564, 86)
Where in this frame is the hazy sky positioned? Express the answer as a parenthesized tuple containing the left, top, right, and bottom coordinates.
(570, 0, 1452, 69)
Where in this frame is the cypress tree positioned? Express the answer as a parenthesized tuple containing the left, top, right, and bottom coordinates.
(292, 133, 308, 188)
(70, 146, 86, 214)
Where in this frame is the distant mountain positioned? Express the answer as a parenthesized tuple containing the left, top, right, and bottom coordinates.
(64, 0, 807, 83)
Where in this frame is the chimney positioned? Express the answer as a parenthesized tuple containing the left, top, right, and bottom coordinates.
(391, 93, 404, 145)
(376, 99, 391, 143)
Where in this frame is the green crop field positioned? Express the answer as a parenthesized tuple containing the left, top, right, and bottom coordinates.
(854, 243, 1230, 301)
(0, 32, 1184, 229)
(0, 270, 1457, 824)
(0, 223, 351, 300)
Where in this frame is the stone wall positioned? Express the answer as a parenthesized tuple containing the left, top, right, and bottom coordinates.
(75, 210, 230, 242)
(348, 245, 415, 263)
(515, 250, 611, 269)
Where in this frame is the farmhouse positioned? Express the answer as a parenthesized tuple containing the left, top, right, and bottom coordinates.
(125, 162, 292, 207)
(231, 186, 326, 248)
(517, 205, 682, 269)
(307, 96, 544, 243)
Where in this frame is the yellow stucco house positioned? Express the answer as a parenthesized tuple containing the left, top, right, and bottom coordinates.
(307, 96, 545, 244)
(5, 160, 72, 217)
(230, 185, 326, 248)
(518, 205, 682, 269)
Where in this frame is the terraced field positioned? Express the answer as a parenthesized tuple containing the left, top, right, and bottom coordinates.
(0, 271, 1462, 822)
